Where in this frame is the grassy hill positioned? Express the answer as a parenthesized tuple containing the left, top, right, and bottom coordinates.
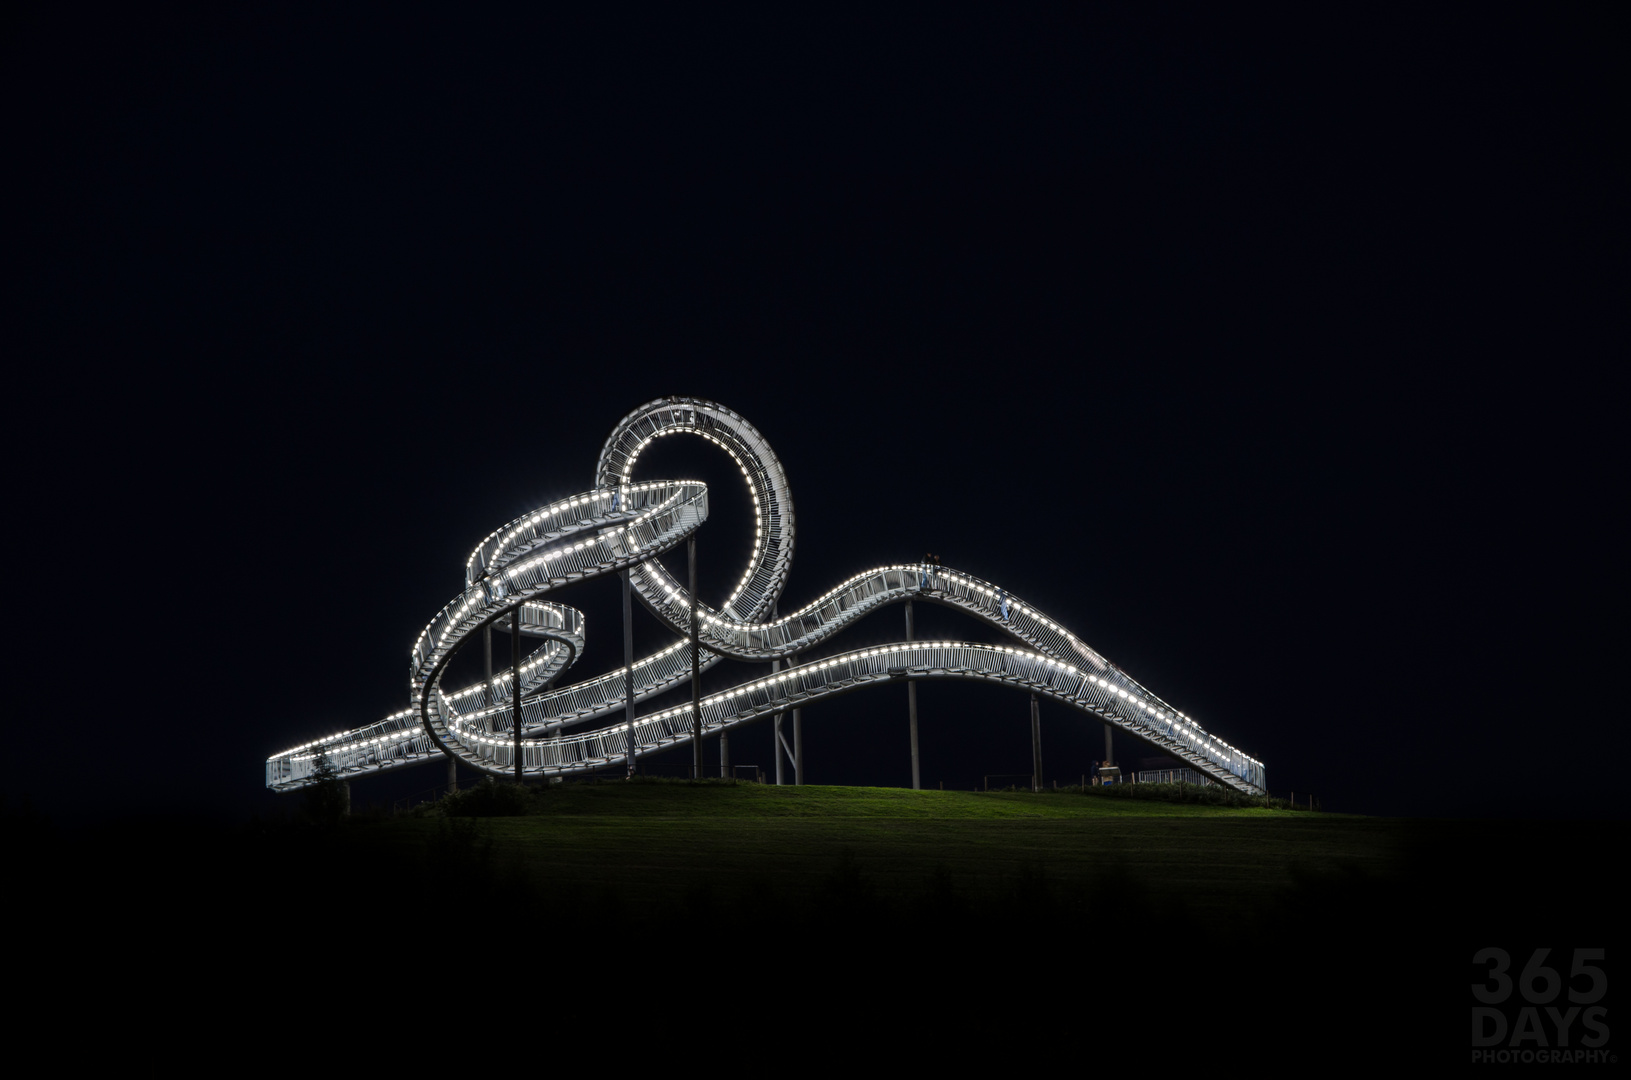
(24, 780, 1619, 1059)
(267, 780, 1619, 964)
(335, 781, 1391, 933)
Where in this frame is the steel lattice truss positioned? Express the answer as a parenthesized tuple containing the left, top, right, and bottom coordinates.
(267, 397, 1266, 794)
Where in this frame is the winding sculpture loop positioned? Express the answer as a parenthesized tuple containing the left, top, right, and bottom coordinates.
(267, 396, 1265, 794)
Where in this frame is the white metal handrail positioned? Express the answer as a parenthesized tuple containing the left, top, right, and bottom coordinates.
(267, 396, 1265, 794)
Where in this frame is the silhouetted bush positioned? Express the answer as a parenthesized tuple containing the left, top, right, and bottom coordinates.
(438, 777, 535, 816)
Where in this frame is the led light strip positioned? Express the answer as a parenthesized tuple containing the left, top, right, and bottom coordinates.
(267, 396, 1264, 793)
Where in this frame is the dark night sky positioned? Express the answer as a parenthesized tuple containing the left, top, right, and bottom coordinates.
(6, 6, 1622, 826)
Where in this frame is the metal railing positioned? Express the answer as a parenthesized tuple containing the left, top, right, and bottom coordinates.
(268, 396, 1265, 794)
(1135, 769, 1217, 787)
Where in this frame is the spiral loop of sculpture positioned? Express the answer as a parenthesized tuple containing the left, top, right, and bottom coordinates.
(267, 396, 1266, 794)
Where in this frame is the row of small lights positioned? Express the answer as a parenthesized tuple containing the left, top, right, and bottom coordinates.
(404, 475, 708, 760)
(464, 638, 690, 715)
(434, 407, 738, 758)
(273, 707, 421, 765)
(283, 647, 1252, 781)
(300, 563, 1259, 779)
(499, 480, 693, 586)
(905, 566, 1198, 728)
(618, 425, 769, 619)
(416, 485, 689, 663)
(439, 624, 582, 740)
(287, 724, 426, 765)
(295, 407, 1260, 778)
(418, 413, 777, 755)
(462, 481, 677, 583)
(487, 496, 692, 631)
(445, 639, 691, 744)
(593, 559, 1258, 772)
(430, 597, 579, 673)
(648, 563, 1087, 662)
(489, 640, 1255, 777)
(654, 561, 902, 634)
(502, 482, 690, 583)
(281, 638, 1252, 777)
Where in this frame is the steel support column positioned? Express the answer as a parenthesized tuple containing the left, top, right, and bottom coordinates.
(771, 601, 784, 786)
(792, 652, 803, 786)
(1030, 692, 1043, 792)
(906, 599, 920, 791)
(485, 625, 493, 708)
(772, 658, 784, 786)
(512, 609, 523, 782)
(622, 569, 636, 778)
(689, 535, 701, 779)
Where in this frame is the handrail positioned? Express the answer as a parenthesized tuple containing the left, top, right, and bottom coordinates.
(266, 396, 1264, 794)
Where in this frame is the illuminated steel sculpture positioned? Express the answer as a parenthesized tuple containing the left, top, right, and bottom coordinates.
(266, 397, 1266, 794)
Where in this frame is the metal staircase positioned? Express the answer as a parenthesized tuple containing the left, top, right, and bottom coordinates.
(267, 396, 1265, 795)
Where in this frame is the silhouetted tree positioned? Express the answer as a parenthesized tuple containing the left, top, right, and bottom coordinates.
(301, 750, 348, 827)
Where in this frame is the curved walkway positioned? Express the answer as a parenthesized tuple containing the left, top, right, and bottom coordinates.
(266, 397, 1265, 794)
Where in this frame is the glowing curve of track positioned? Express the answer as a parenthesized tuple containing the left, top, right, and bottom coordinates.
(266, 397, 1266, 795)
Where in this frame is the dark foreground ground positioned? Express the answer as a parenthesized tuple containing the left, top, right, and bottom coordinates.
(15, 782, 1623, 1065)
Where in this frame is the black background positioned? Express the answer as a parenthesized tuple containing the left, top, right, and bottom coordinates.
(7, 6, 1621, 825)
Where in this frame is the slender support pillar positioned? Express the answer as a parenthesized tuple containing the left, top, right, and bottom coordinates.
(794, 706, 803, 785)
(622, 569, 636, 778)
(1104, 722, 1113, 769)
(689, 536, 701, 780)
(791, 653, 803, 786)
(512, 609, 523, 781)
(1030, 693, 1043, 792)
(484, 625, 494, 708)
(772, 658, 784, 786)
(447, 755, 457, 794)
(720, 618, 730, 777)
(906, 600, 920, 791)
(769, 603, 784, 785)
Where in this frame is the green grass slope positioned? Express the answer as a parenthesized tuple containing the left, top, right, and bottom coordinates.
(352, 781, 1386, 933)
(28, 781, 1617, 1061)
